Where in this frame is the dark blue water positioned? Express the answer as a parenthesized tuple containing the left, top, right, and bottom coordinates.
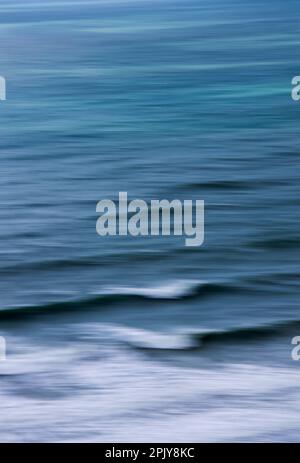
(0, 0, 299, 442)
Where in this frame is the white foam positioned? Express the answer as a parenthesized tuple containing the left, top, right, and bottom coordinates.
(1, 324, 300, 442)
(98, 280, 201, 299)
(108, 325, 197, 350)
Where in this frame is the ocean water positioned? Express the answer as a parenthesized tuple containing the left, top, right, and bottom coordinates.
(0, 0, 300, 442)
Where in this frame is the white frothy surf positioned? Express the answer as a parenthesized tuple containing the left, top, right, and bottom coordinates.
(96, 280, 201, 300)
(0, 323, 300, 442)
